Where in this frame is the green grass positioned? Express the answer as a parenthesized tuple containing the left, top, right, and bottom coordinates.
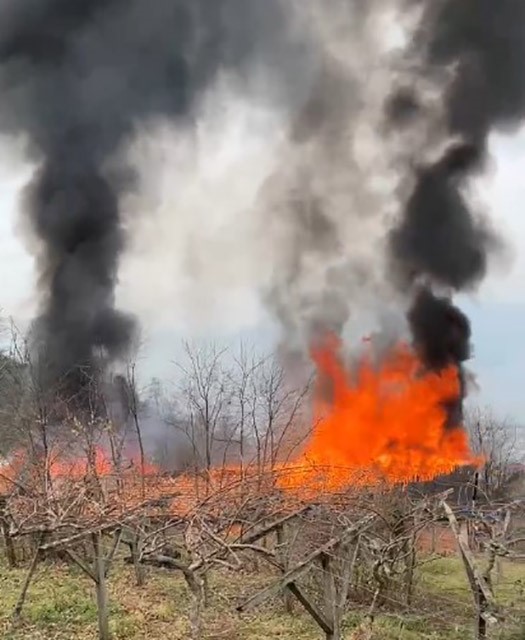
(419, 555, 525, 606)
(0, 555, 523, 639)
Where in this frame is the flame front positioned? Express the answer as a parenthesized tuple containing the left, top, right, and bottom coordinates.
(0, 336, 478, 511)
(279, 335, 475, 495)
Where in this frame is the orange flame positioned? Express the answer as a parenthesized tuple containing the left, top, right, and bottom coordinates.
(48, 448, 159, 480)
(0, 336, 478, 510)
(278, 334, 476, 495)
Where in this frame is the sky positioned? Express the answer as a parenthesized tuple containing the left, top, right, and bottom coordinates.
(1, 125, 524, 427)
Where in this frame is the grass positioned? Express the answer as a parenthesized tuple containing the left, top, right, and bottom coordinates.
(419, 555, 525, 606)
(0, 555, 523, 639)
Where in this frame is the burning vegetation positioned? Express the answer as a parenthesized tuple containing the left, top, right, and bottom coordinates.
(1, 1, 525, 637)
(1, 331, 478, 511)
(279, 334, 475, 494)
(0, 0, 520, 450)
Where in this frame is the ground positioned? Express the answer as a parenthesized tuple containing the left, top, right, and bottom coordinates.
(0, 556, 524, 640)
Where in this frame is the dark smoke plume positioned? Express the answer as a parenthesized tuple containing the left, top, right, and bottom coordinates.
(386, 0, 525, 375)
(408, 288, 470, 427)
(408, 288, 471, 371)
(0, 0, 309, 400)
(1, 0, 521, 419)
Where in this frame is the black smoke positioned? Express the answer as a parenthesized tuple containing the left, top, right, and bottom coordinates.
(0, 0, 309, 402)
(387, 0, 525, 380)
(408, 288, 470, 427)
(390, 142, 493, 292)
(408, 288, 471, 371)
(1, 0, 521, 417)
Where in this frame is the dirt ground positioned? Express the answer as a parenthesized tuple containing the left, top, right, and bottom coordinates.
(417, 525, 458, 555)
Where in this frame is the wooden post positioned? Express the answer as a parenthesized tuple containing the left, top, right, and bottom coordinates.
(1, 521, 17, 568)
(287, 582, 333, 636)
(276, 524, 294, 614)
(321, 553, 339, 640)
(131, 535, 146, 587)
(0, 497, 16, 567)
(442, 501, 497, 640)
(92, 533, 111, 640)
(238, 515, 375, 639)
(469, 471, 480, 551)
(476, 585, 488, 640)
(405, 516, 418, 606)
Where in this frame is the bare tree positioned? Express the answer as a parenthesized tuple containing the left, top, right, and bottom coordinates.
(172, 341, 234, 481)
(229, 342, 264, 476)
(248, 353, 313, 475)
(0, 348, 28, 457)
(466, 406, 523, 500)
(166, 341, 314, 487)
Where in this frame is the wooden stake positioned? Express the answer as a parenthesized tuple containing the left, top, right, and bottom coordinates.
(276, 524, 294, 613)
(92, 532, 111, 640)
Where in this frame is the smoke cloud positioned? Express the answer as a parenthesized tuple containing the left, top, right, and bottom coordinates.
(256, 0, 405, 352)
(0, 0, 312, 399)
(0, 0, 520, 412)
(385, 0, 525, 374)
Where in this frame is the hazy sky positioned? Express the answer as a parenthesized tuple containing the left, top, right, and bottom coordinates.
(1, 124, 524, 425)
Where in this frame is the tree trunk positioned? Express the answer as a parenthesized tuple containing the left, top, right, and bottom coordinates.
(201, 572, 210, 609)
(131, 537, 146, 587)
(190, 586, 205, 640)
(184, 572, 206, 640)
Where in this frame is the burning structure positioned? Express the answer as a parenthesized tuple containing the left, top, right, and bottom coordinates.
(0, 0, 522, 491)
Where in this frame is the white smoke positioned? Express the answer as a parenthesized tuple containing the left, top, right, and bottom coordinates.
(118, 75, 288, 334)
(117, 1, 420, 348)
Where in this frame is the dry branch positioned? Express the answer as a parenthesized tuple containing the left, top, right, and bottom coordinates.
(237, 513, 375, 613)
(442, 500, 498, 640)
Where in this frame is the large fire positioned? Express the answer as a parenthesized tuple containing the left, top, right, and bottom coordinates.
(0, 336, 476, 510)
(277, 335, 476, 496)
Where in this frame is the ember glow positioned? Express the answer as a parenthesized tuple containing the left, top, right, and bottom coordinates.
(279, 335, 476, 495)
(48, 449, 159, 480)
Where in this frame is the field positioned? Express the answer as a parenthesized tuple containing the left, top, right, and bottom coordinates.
(1, 554, 524, 640)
